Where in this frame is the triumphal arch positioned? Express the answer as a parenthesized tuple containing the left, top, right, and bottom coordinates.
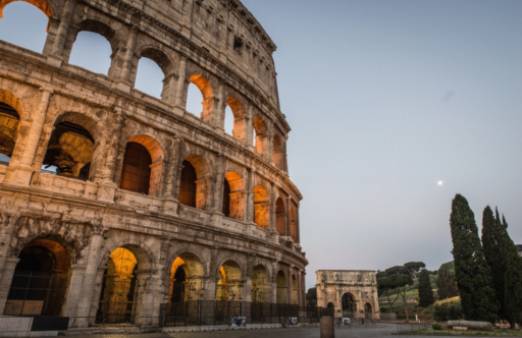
(316, 270, 380, 321)
(0, 0, 306, 331)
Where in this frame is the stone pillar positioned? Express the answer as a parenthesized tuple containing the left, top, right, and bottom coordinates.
(61, 264, 85, 319)
(4, 89, 51, 186)
(245, 169, 254, 223)
(162, 139, 180, 215)
(268, 182, 276, 233)
(0, 257, 18, 314)
(108, 27, 137, 88)
(161, 71, 178, 106)
(245, 107, 254, 148)
(212, 155, 225, 213)
(213, 83, 226, 130)
(134, 269, 162, 327)
(173, 57, 188, 116)
(0, 213, 16, 277)
(73, 232, 103, 328)
(43, 0, 77, 62)
(267, 123, 274, 162)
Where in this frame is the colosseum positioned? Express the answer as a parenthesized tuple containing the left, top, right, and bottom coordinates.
(0, 0, 306, 331)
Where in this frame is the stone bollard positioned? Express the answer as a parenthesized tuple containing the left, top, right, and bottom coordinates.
(320, 315, 335, 338)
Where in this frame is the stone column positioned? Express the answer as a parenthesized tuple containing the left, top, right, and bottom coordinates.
(0, 257, 18, 314)
(212, 155, 225, 214)
(245, 169, 254, 223)
(108, 27, 137, 89)
(73, 232, 103, 328)
(173, 57, 188, 116)
(245, 107, 254, 148)
(43, 0, 77, 63)
(268, 182, 276, 233)
(162, 139, 180, 215)
(0, 213, 16, 277)
(213, 83, 226, 130)
(161, 71, 178, 106)
(61, 264, 85, 319)
(134, 269, 162, 327)
(267, 122, 275, 162)
(4, 89, 51, 186)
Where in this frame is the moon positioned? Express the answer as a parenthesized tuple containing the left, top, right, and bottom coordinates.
(437, 180, 445, 187)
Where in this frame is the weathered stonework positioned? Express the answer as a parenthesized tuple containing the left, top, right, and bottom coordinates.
(316, 270, 380, 321)
(0, 0, 306, 330)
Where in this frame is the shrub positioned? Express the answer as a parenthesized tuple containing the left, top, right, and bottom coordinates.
(434, 303, 463, 321)
(432, 323, 443, 330)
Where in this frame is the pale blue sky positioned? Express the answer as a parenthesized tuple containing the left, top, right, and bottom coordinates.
(1, 1, 521, 289)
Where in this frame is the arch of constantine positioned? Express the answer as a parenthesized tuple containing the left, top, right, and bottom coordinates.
(0, 0, 306, 330)
(316, 270, 380, 321)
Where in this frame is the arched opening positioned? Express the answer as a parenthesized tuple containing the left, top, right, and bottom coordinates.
(134, 57, 165, 99)
(0, 1, 49, 53)
(290, 274, 299, 305)
(185, 74, 213, 120)
(69, 21, 114, 75)
(167, 254, 204, 324)
(225, 96, 246, 142)
(272, 134, 286, 170)
(178, 156, 207, 209)
(120, 135, 164, 196)
(0, 101, 19, 164)
(275, 197, 286, 236)
(179, 160, 196, 207)
(119, 142, 151, 194)
(341, 293, 356, 318)
(252, 115, 267, 155)
(364, 303, 372, 320)
(326, 302, 335, 316)
(222, 171, 244, 219)
(42, 119, 95, 180)
(215, 260, 242, 322)
(250, 265, 269, 323)
(5, 238, 70, 316)
(276, 271, 288, 304)
(96, 247, 138, 324)
(253, 184, 270, 228)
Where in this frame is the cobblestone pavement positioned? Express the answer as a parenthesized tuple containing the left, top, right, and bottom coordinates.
(33, 323, 473, 338)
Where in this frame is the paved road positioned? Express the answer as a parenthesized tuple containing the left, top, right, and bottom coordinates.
(44, 324, 477, 338)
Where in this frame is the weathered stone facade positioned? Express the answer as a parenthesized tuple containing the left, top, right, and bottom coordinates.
(316, 270, 380, 320)
(0, 0, 306, 329)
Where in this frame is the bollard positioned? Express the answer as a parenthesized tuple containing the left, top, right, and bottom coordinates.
(320, 315, 335, 338)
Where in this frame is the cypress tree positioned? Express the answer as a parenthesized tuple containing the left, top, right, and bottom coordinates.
(449, 194, 498, 322)
(437, 262, 459, 300)
(418, 269, 434, 307)
(498, 215, 522, 327)
(482, 206, 506, 319)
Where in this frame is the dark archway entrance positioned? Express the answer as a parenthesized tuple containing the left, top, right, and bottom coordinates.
(365, 303, 372, 320)
(4, 238, 70, 316)
(341, 293, 356, 318)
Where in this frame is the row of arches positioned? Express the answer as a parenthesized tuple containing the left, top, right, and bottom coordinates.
(0, 95, 299, 239)
(4, 236, 302, 324)
(0, 1, 287, 169)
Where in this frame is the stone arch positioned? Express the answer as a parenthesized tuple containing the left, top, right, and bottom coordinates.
(223, 171, 245, 219)
(4, 236, 71, 316)
(251, 264, 270, 303)
(168, 252, 205, 305)
(65, 19, 119, 74)
(276, 270, 288, 304)
(186, 73, 214, 121)
(0, 99, 20, 164)
(272, 133, 286, 170)
(120, 135, 164, 196)
(341, 292, 356, 318)
(0, 0, 54, 18)
(290, 273, 299, 305)
(132, 46, 174, 100)
(364, 302, 373, 320)
(252, 114, 268, 155)
(225, 95, 247, 142)
(178, 154, 208, 209)
(94, 242, 154, 324)
(275, 197, 286, 236)
(253, 184, 270, 228)
(215, 260, 243, 301)
(41, 112, 98, 180)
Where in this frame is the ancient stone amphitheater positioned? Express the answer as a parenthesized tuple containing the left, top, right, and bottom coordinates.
(0, 0, 306, 330)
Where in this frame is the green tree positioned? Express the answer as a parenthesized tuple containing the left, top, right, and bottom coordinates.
(498, 215, 522, 327)
(449, 194, 497, 322)
(418, 269, 434, 307)
(437, 262, 459, 300)
(482, 206, 507, 319)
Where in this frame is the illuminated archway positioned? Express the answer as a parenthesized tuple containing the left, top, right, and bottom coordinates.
(290, 274, 299, 305)
(225, 96, 247, 142)
(252, 115, 267, 155)
(253, 184, 270, 228)
(276, 271, 288, 304)
(185, 74, 213, 121)
(275, 197, 286, 236)
(272, 134, 286, 170)
(222, 171, 244, 219)
(178, 155, 207, 209)
(0, 101, 19, 164)
(341, 293, 356, 318)
(5, 238, 70, 316)
(251, 265, 269, 303)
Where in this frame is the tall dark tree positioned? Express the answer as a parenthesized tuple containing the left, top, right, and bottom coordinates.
(449, 194, 498, 322)
(437, 262, 459, 300)
(498, 215, 522, 326)
(418, 269, 434, 307)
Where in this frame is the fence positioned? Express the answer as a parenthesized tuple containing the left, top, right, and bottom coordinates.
(160, 301, 323, 327)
